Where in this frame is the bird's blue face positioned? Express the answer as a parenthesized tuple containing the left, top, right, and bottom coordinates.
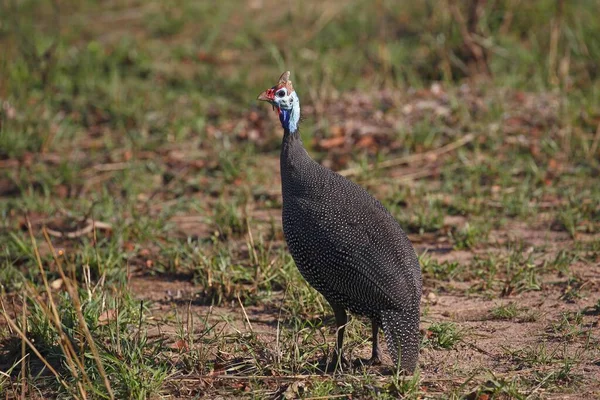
(258, 71, 301, 133)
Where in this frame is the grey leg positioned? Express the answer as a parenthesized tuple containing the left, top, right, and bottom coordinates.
(332, 304, 348, 361)
(368, 319, 382, 365)
(325, 303, 350, 372)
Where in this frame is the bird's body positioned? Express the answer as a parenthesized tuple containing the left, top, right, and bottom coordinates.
(258, 72, 422, 373)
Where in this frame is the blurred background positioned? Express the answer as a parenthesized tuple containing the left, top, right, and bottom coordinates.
(1, 1, 600, 398)
(2, 0, 599, 242)
(1, 0, 599, 160)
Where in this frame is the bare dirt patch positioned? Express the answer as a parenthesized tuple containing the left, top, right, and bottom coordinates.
(127, 217, 600, 398)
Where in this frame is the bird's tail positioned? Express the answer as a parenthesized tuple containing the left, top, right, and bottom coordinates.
(381, 308, 420, 373)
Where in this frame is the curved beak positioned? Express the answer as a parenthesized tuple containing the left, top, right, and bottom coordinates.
(257, 89, 274, 102)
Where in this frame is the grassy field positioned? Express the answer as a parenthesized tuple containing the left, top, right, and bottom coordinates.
(1, 0, 600, 398)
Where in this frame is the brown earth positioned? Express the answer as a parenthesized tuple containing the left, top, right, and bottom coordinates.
(129, 211, 600, 399)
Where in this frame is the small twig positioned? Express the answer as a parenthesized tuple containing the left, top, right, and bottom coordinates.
(339, 133, 475, 177)
(237, 295, 254, 333)
(45, 218, 112, 238)
(378, 163, 461, 184)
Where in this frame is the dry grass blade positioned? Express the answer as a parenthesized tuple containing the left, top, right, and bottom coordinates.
(339, 133, 475, 177)
(237, 295, 254, 333)
(42, 227, 115, 400)
(22, 280, 92, 393)
(25, 218, 91, 399)
(24, 221, 92, 397)
(0, 299, 70, 392)
(20, 295, 26, 400)
(0, 369, 10, 378)
(45, 218, 112, 239)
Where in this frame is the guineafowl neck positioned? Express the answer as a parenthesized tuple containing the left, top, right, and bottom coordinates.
(280, 129, 315, 196)
(281, 129, 307, 169)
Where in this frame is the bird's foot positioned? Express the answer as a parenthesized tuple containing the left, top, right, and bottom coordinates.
(318, 352, 351, 373)
(354, 355, 382, 368)
(365, 355, 382, 366)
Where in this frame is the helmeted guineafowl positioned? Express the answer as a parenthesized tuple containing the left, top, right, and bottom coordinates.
(258, 71, 422, 373)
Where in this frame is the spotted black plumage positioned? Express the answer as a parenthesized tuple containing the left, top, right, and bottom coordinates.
(258, 71, 422, 373)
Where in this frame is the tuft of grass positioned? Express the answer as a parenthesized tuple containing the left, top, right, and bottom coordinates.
(490, 302, 520, 320)
(559, 275, 587, 302)
(547, 311, 588, 342)
(500, 245, 543, 296)
(213, 198, 249, 240)
(461, 376, 525, 400)
(0, 231, 168, 399)
(424, 322, 462, 350)
(451, 222, 490, 250)
(403, 199, 445, 234)
(420, 255, 464, 282)
(387, 370, 422, 398)
(507, 343, 584, 389)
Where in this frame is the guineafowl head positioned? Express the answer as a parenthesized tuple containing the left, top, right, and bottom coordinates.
(257, 71, 300, 133)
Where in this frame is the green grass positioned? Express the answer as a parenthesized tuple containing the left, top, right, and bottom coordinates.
(490, 302, 521, 320)
(424, 322, 463, 350)
(1, 0, 600, 398)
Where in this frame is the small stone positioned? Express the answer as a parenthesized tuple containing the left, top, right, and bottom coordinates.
(427, 292, 438, 304)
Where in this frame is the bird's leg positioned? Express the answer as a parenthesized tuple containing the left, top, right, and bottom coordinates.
(321, 304, 350, 373)
(367, 319, 382, 365)
(333, 305, 348, 368)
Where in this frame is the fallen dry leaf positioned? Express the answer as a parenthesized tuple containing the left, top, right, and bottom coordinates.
(98, 309, 117, 325)
(169, 339, 189, 351)
(318, 136, 345, 149)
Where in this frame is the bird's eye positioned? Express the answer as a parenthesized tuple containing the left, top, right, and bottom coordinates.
(276, 90, 286, 98)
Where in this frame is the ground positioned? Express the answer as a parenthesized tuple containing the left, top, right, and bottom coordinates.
(1, 1, 600, 399)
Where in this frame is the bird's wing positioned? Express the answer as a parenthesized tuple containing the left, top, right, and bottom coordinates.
(302, 193, 420, 311)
